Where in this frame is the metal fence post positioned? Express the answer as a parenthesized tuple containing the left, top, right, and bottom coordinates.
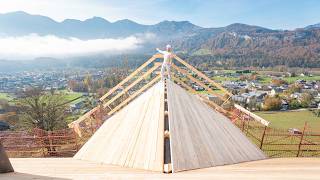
(297, 122, 307, 157)
(260, 126, 267, 149)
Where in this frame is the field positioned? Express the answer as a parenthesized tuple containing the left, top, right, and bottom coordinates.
(0, 92, 13, 101)
(193, 89, 224, 95)
(57, 90, 83, 101)
(255, 110, 320, 131)
(211, 73, 320, 84)
(283, 75, 320, 83)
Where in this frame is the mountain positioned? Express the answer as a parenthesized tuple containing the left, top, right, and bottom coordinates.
(0, 11, 199, 39)
(305, 23, 320, 30)
(0, 11, 320, 68)
(173, 23, 320, 68)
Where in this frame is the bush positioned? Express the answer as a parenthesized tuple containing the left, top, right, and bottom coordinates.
(289, 99, 301, 109)
(300, 93, 313, 108)
(263, 96, 282, 111)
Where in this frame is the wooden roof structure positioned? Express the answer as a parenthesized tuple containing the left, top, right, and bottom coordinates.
(74, 78, 266, 172)
(68, 54, 235, 132)
(72, 54, 268, 173)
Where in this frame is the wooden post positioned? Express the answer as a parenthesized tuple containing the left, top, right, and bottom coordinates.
(90, 116, 94, 135)
(297, 122, 307, 157)
(35, 129, 46, 157)
(246, 120, 251, 135)
(74, 130, 79, 152)
(260, 126, 267, 149)
(241, 119, 245, 131)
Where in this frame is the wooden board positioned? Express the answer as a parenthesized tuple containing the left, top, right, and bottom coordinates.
(166, 80, 266, 172)
(107, 75, 161, 116)
(234, 104, 270, 126)
(6, 158, 320, 180)
(74, 81, 165, 172)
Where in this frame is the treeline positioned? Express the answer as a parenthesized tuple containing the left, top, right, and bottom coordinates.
(181, 54, 320, 69)
(68, 68, 127, 96)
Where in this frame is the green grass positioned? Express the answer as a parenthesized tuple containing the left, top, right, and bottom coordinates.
(283, 75, 320, 83)
(259, 76, 272, 84)
(0, 93, 13, 101)
(255, 110, 320, 131)
(192, 48, 212, 55)
(212, 76, 239, 82)
(57, 90, 83, 101)
(192, 89, 225, 95)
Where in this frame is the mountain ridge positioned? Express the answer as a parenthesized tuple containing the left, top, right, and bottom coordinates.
(0, 11, 320, 68)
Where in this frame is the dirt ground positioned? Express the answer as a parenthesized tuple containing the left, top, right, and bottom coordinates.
(1, 158, 320, 180)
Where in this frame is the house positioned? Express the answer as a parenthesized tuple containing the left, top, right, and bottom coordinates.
(70, 101, 84, 112)
(193, 85, 205, 91)
(290, 92, 302, 99)
(280, 100, 289, 111)
(0, 121, 10, 131)
(232, 91, 267, 110)
(269, 88, 284, 97)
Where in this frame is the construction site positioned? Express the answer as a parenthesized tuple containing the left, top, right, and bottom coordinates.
(1, 54, 320, 179)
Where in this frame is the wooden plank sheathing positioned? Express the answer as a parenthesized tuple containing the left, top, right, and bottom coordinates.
(74, 81, 165, 172)
(166, 80, 266, 172)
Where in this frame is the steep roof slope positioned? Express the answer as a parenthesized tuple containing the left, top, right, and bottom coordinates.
(166, 80, 266, 172)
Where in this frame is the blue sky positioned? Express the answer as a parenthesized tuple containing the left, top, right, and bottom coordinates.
(0, 0, 319, 29)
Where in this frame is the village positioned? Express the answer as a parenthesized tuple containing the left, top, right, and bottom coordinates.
(0, 65, 320, 131)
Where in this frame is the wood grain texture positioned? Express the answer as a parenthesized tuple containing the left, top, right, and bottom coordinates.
(166, 80, 266, 172)
(7, 158, 320, 180)
(74, 81, 165, 172)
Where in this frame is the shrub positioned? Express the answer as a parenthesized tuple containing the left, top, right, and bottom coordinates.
(263, 96, 282, 111)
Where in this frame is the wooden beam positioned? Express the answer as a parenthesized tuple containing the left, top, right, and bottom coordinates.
(108, 75, 161, 116)
(99, 55, 158, 102)
(234, 104, 270, 126)
(69, 54, 163, 129)
(172, 76, 196, 93)
(171, 64, 227, 101)
(173, 55, 232, 96)
(171, 71, 226, 115)
(103, 63, 161, 108)
(199, 95, 228, 114)
(68, 106, 99, 128)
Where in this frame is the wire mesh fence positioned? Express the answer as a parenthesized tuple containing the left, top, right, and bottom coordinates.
(0, 128, 81, 157)
(235, 118, 320, 157)
(1, 110, 320, 158)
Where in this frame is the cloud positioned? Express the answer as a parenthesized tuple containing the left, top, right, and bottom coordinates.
(0, 34, 151, 59)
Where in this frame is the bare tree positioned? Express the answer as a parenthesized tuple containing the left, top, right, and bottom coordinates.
(17, 88, 68, 131)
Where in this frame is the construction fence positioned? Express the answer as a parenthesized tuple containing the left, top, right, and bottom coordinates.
(234, 110, 320, 158)
(1, 114, 320, 158)
(0, 128, 81, 157)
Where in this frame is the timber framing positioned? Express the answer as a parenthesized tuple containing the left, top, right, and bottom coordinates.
(69, 53, 269, 130)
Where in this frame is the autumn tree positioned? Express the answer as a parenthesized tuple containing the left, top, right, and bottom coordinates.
(271, 79, 287, 86)
(300, 93, 313, 108)
(263, 95, 282, 111)
(84, 74, 93, 93)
